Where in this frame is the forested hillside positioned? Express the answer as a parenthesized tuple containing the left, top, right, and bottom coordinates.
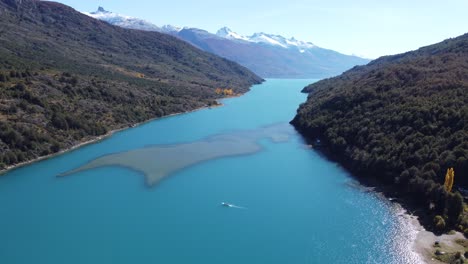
(291, 33, 468, 231)
(0, 0, 262, 169)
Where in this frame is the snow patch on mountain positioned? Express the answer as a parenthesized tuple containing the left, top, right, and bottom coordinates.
(216, 27, 250, 41)
(249, 33, 316, 50)
(161, 24, 183, 33)
(215, 28, 316, 51)
(85, 7, 162, 32)
(249, 33, 288, 48)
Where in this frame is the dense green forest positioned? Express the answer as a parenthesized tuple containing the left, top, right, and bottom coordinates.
(291, 33, 468, 232)
(0, 0, 262, 170)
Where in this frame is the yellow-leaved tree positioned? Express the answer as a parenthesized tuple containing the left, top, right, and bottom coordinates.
(443, 167, 455, 192)
(223, 89, 233, 96)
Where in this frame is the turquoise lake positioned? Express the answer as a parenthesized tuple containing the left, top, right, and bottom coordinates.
(0, 79, 421, 263)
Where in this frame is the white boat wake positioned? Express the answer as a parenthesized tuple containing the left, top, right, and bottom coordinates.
(221, 202, 247, 209)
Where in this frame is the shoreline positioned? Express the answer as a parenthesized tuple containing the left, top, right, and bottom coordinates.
(373, 182, 468, 263)
(407, 211, 466, 263)
(358, 181, 467, 263)
(0, 102, 224, 176)
(368, 188, 466, 263)
(358, 177, 468, 263)
(297, 138, 467, 263)
(302, 141, 467, 263)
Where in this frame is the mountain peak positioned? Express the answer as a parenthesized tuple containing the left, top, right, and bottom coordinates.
(97, 6, 107, 13)
(92, 6, 110, 14)
(162, 24, 182, 33)
(217, 26, 232, 34)
(216, 27, 249, 41)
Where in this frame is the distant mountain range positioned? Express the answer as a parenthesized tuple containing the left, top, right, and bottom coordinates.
(87, 7, 370, 78)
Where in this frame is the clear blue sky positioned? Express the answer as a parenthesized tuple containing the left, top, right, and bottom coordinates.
(55, 0, 468, 59)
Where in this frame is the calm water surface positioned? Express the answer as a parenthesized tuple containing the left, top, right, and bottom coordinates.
(0, 79, 421, 263)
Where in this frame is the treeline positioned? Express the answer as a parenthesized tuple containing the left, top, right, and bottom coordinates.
(291, 33, 468, 232)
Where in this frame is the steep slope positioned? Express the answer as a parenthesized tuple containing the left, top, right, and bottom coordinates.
(291, 33, 468, 231)
(0, 0, 262, 170)
(87, 8, 370, 78)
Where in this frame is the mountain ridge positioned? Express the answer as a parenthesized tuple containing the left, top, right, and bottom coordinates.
(86, 7, 370, 78)
(86, 7, 319, 51)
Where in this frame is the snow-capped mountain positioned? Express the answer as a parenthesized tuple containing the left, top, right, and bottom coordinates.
(86, 7, 162, 32)
(176, 27, 369, 78)
(86, 7, 185, 34)
(161, 24, 183, 33)
(249, 32, 290, 48)
(86, 7, 370, 78)
(250, 33, 316, 52)
(215, 28, 315, 52)
(216, 27, 250, 41)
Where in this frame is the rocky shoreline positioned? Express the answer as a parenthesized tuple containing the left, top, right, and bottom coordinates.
(409, 213, 467, 263)
(355, 180, 468, 264)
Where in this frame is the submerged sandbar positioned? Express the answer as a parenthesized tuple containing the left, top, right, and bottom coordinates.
(60, 123, 295, 186)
